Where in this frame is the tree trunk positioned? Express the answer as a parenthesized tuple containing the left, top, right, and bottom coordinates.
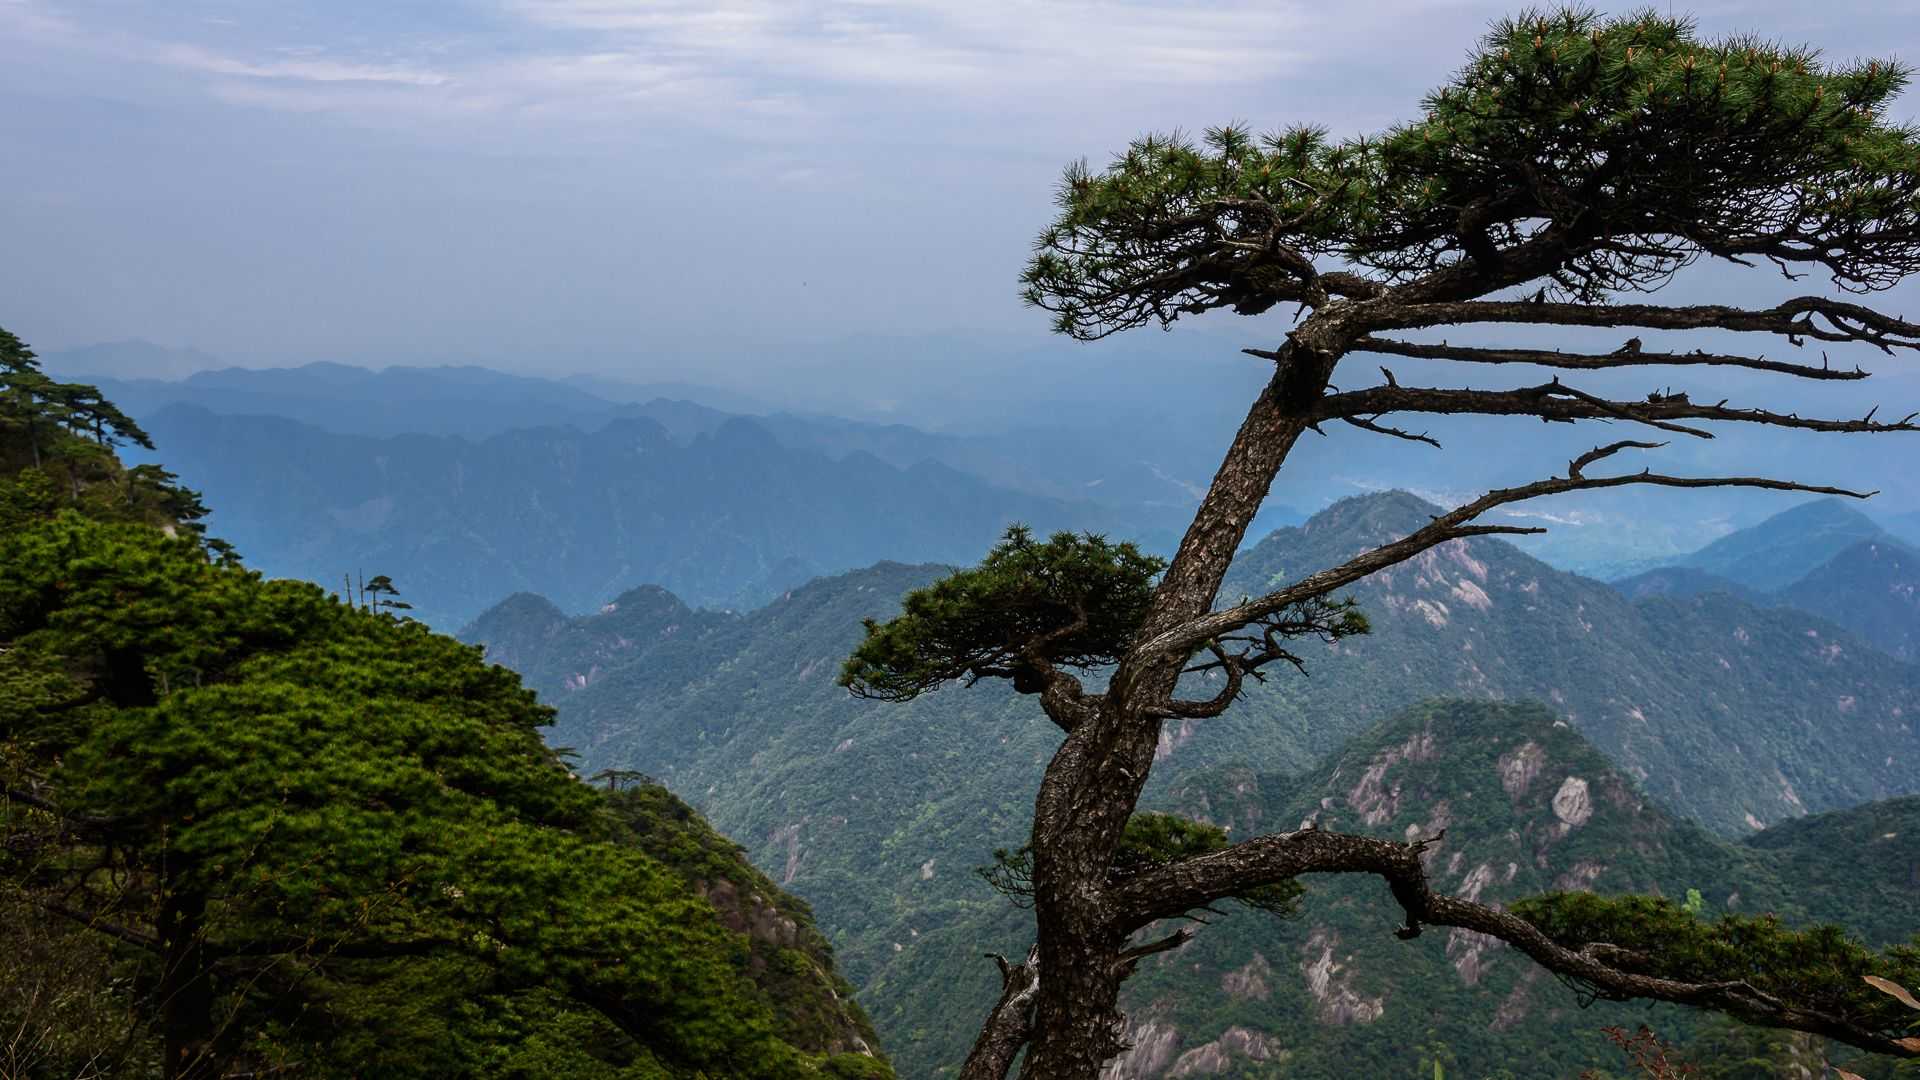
(158, 890, 216, 1080)
(1019, 708, 1156, 1078)
(1012, 334, 1344, 1078)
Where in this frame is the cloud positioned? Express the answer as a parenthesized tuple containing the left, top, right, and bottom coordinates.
(4, 0, 1470, 141)
(154, 43, 451, 86)
(504, 0, 1342, 94)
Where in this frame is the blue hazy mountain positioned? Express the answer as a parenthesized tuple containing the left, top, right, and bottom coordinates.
(1665, 497, 1899, 590)
(133, 404, 1173, 628)
(40, 339, 223, 381)
(1614, 498, 1920, 661)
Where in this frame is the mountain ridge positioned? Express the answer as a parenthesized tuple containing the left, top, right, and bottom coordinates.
(134, 403, 1160, 626)
(462, 490, 1920, 1075)
(1610, 498, 1920, 661)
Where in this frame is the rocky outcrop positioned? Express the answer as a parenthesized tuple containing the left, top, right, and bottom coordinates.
(1101, 1018, 1182, 1079)
(1499, 741, 1547, 799)
(1166, 1027, 1284, 1076)
(1220, 953, 1272, 1001)
(1347, 730, 1440, 826)
(1300, 928, 1385, 1025)
(1552, 776, 1594, 827)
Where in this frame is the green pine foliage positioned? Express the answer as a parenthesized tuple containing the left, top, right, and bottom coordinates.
(0, 512, 820, 1076)
(840, 525, 1164, 700)
(0, 327, 220, 553)
(1514, 893, 1920, 1038)
(1025, 8, 1920, 337)
(0, 326, 893, 1078)
(604, 783, 888, 1060)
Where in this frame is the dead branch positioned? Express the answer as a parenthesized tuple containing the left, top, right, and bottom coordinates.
(1351, 336, 1872, 380)
(1134, 441, 1870, 664)
(1316, 380, 1920, 438)
(958, 945, 1041, 1080)
(1376, 296, 1920, 354)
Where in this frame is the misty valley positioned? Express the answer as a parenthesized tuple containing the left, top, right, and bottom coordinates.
(7, 6, 1920, 1080)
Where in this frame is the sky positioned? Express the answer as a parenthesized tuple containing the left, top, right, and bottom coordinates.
(6, 0, 1920, 385)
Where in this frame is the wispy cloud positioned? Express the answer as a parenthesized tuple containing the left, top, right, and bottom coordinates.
(2, 0, 1460, 140)
(154, 43, 451, 86)
(506, 0, 1328, 91)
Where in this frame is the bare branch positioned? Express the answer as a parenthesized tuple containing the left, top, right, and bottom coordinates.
(1317, 380, 1920, 438)
(1352, 336, 1872, 381)
(1156, 643, 1243, 720)
(1133, 442, 1871, 664)
(34, 900, 160, 955)
(1570, 440, 1665, 478)
(1105, 827, 1918, 1060)
(1341, 414, 1443, 448)
(1113, 927, 1195, 975)
(3, 785, 119, 837)
(1374, 296, 1920, 354)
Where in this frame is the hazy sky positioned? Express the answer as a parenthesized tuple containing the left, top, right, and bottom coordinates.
(4, 1, 1920, 381)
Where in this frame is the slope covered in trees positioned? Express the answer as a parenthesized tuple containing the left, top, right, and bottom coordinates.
(0, 329, 891, 1079)
(1613, 497, 1920, 661)
(1109, 700, 1920, 1080)
(462, 493, 1920, 1074)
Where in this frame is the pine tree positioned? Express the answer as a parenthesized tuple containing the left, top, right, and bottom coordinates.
(848, 10, 1920, 1077)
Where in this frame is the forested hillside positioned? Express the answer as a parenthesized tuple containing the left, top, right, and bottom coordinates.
(0, 329, 892, 1079)
(463, 493, 1920, 1076)
(476, 492, 1920, 836)
(1614, 499, 1920, 661)
(1116, 700, 1920, 1079)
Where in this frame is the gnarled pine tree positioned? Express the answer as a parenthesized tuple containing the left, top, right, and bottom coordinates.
(842, 10, 1920, 1078)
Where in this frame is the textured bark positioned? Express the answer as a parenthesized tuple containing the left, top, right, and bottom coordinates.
(1016, 333, 1348, 1079)
(960, 948, 1041, 1080)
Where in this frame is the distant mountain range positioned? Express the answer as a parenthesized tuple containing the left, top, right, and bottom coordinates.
(88, 362, 676, 441)
(133, 404, 1180, 627)
(1613, 498, 1920, 662)
(78, 352, 1918, 579)
(41, 339, 222, 381)
(461, 491, 1920, 1076)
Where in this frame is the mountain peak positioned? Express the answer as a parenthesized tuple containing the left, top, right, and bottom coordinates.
(1300, 491, 1444, 543)
(1676, 495, 1889, 590)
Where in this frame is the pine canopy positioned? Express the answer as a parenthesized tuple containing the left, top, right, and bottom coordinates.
(1024, 8, 1920, 338)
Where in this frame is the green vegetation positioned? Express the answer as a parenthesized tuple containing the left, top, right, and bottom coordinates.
(0, 328, 891, 1079)
(470, 541, 1920, 1076)
(1619, 498, 1920, 663)
(1112, 700, 1920, 1080)
(841, 526, 1165, 700)
(1515, 894, 1920, 1036)
(0, 328, 222, 551)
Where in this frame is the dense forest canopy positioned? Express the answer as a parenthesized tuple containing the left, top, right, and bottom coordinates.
(0, 330, 892, 1079)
